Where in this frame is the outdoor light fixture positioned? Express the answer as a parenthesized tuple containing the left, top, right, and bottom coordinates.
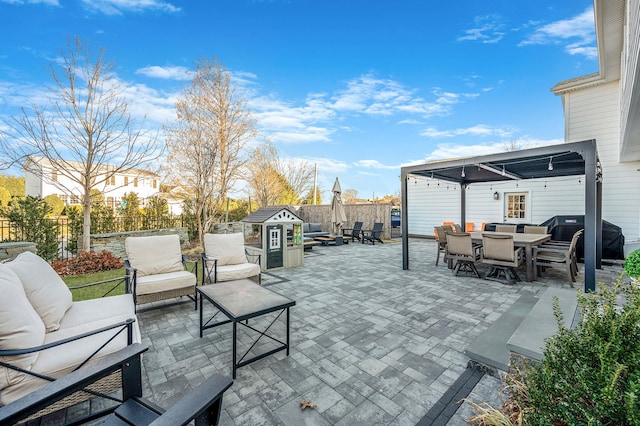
(493, 191, 500, 200)
(461, 166, 466, 178)
(501, 165, 506, 176)
(548, 156, 554, 171)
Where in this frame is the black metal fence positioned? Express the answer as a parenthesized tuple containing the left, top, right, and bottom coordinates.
(0, 216, 187, 260)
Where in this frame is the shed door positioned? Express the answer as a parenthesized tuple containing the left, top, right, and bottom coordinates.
(266, 225, 284, 269)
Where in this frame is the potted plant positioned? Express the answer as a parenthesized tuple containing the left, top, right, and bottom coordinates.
(624, 248, 640, 282)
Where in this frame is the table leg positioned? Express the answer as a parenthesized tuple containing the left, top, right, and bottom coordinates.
(525, 244, 533, 282)
(233, 321, 237, 379)
(286, 307, 290, 356)
(199, 294, 203, 338)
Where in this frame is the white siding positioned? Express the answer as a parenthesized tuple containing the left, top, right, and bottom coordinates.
(407, 176, 586, 237)
(565, 81, 640, 244)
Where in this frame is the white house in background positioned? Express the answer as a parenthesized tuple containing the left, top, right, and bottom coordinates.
(407, 0, 640, 253)
(23, 156, 161, 210)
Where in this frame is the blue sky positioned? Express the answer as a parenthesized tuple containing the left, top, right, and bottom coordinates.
(0, 0, 597, 201)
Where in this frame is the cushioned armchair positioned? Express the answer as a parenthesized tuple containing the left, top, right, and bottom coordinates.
(0, 252, 139, 421)
(124, 234, 198, 308)
(202, 233, 261, 284)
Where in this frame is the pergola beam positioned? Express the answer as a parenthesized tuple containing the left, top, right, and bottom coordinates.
(476, 162, 522, 180)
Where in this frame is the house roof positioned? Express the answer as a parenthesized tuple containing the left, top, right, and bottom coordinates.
(241, 207, 302, 224)
(24, 156, 160, 178)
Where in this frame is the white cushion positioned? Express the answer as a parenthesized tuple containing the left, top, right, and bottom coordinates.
(125, 235, 184, 277)
(0, 294, 141, 406)
(0, 264, 46, 392)
(203, 233, 247, 266)
(135, 270, 196, 295)
(6, 251, 73, 332)
(209, 263, 261, 283)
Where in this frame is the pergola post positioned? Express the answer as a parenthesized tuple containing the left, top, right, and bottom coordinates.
(401, 170, 409, 270)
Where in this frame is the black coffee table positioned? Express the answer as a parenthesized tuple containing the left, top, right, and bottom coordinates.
(197, 279, 295, 378)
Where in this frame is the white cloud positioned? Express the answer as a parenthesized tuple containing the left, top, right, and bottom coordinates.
(135, 65, 191, 80)
(457, 14, 506, 44)
(519, 7, 596, 59)
(353, 159, 398, 170)
(421, 124, 516, 139)
(1, 0, 59, 4)
(424, 137, 564, 162)
(80, 0, 181, 15)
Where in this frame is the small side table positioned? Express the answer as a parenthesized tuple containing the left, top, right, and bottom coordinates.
(197, 279, 295, 378)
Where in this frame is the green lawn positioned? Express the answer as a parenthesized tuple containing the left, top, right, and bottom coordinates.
(63, 268, 128, 301)
(62, 262, 203, 302)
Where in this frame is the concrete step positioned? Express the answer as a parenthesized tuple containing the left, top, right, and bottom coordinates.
(464, 293, 538, 373)
(465, 287, 579, 373)
(507, 287, 578, 361)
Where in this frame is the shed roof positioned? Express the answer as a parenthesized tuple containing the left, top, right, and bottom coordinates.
(241, 207, 302, 224)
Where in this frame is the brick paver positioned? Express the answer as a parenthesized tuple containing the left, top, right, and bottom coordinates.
(134, 238, 619, 425)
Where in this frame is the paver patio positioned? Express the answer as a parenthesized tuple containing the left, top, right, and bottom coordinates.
(133, 237, 622, 425)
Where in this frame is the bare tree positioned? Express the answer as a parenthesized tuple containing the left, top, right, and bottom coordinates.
(246, 142, 315, 207)
(164, 57, 256, 243)
(0, 37, 162, 252)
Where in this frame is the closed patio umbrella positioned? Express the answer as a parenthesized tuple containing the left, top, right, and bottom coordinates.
(331, 177, 347, 236)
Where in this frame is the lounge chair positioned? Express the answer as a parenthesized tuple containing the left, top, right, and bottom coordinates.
(202, 233, 261, 284)
(481, 233, 523, 284)
(362, 222, 384, 245)
(124, 234, 198, 309)
(0, 344, 233, 426)
(533, 229, 583, 287)
(342, 221, 363, 242)
(445, 232, 481, 278)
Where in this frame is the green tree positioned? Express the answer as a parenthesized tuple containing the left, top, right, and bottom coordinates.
(65, 206, 83, 254)
(0, 187, 11, 208)
(43, 194, 65, 216)
(0, 175, 25, 197)
(121, 192, 141, 231)
(143, 196, 170, 229)
(1, 196, 59, 260)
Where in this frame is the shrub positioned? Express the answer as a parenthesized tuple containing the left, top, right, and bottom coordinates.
(512, 277, 640, 425)
(52, 250, 124, 276)
(624, 248, 640, 279)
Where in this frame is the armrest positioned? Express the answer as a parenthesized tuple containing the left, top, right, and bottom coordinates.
(149, 372, 233, 426)
(0, 318, 137, 358)
(182, 255, 199, 281)
(0, 343, 148, 425)
(68, 276, 130, 297)
(533, 246, 570, 255)
(244, 250, 261, 264)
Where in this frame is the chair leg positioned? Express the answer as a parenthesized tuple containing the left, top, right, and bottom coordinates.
(436, 247, 440, 266)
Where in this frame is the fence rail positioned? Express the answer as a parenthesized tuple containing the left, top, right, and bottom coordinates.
(0, 216, 186, 260)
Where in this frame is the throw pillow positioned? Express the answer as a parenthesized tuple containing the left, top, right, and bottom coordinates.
(6, 252, 73, 332)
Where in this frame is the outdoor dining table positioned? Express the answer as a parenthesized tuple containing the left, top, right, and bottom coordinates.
(470, 231, 551, 282)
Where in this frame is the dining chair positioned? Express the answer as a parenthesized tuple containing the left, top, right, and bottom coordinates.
(445, 232, 481, 278)
(524, 225, 548, 234)
(434, 226, 449, 266)
(495, 224, 517, 233)
(481, 233, 523, 284)
(533, 229, 583, 287)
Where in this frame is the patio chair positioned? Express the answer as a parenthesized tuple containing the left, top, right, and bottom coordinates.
(361, 222, 384, 245)
(445, 232, 481, 278)
(434, 226, 449, 266)
(0, 344, 233, 426)
(202, 232, 261, 284)
(342, 221, 363, 242)
(453, 224, 463, 233)
(533, 229, 582, 287)
(524, 225, 548, 234)
(481, 234, 523, 284)
(124, 234, 198, 309)
(495, 224, 517, 233)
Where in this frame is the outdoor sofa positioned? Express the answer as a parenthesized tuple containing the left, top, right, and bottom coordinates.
(0, 251, 139, 419)
(303, 223, 330, 238)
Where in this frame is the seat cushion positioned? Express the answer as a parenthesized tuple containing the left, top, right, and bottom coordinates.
(125, 235, 184, 277)
(0, 295, 141, 406)
(135, 270, 196, 296)
(203, 233, 247, 266)
(5, 251, 73, 332)
(212, 263, 261, 283)
(0, 264, 46, 392)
